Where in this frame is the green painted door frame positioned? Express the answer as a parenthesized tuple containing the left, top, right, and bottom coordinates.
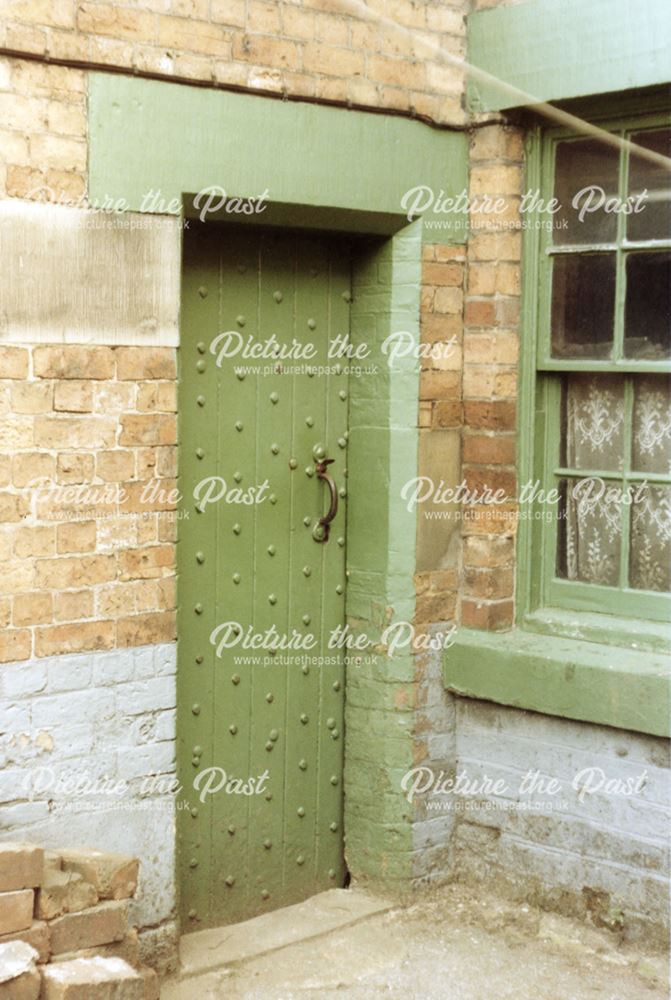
(89, 73, 428, 918)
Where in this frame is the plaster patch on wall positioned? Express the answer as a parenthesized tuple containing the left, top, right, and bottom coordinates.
(0, 201, 180, 345)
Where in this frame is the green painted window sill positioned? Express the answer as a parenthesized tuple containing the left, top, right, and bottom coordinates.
(443, 626, 671, 738)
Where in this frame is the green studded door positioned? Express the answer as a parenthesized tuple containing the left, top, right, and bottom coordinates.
(177, 223, 350, 931)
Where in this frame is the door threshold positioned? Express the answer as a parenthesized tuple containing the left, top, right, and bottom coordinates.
(177, 888, 392, 979)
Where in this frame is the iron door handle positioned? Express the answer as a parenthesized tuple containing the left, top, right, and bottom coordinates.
(314, 457, 338, 542)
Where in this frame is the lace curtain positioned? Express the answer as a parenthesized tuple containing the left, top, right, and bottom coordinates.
(561, 375, 671, 591)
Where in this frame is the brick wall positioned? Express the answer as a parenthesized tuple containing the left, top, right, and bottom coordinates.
(0, 0, 468, 127)
(0, 58, 87, 202)
(0, 345, 177, 663)
(461, 123, 522, 630)
(452, 700, 671, 945)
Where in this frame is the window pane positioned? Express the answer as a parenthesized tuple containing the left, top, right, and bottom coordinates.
(627, 129, 671, 242)
(629, 485, 671, 592)
(554, 138, 619, 245)
(562, 374, 625, 471)
(632, 375, 671, 474)
(551, 253, 615, 358)
(624, 251, 671, 359)
(557, 477, 622, 586)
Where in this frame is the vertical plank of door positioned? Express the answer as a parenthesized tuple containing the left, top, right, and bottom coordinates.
(177, 226, 219, 928)
(210, 231, 260, 921)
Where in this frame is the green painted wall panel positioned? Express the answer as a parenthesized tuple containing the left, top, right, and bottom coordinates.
(468, 0, 671, 112)
(88, 74, 469, 242)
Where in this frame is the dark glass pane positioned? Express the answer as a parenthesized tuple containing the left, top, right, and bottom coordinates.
(554, 138, 619, 245)
(561, 374, 625, 472)
(627, 129, 671, 242)
(632, 375, 671, 474)
(624, 251, 671, 359)
(629, 485, 671, 592)
(557, 477, 622, 587)
(551, 253, 615, 358)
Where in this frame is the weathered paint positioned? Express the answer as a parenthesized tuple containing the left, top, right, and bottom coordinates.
(87, 75, 469, 242)
(444, 627, 670, 738)
(0, 201, 180, 345)
(467, 0, 671, 112)
(345, 224, 422, 883)
(178, 225, 349, 928)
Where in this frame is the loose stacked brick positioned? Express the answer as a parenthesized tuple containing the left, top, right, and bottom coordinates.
(0, 842, 159, 998)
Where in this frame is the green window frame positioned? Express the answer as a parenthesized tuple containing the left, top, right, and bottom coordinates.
(518, 105, 671, 646)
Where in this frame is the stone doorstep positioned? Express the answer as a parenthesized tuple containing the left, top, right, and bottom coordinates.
(178, 888, 393, 979)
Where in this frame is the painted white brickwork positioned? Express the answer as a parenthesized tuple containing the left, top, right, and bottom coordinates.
(451, 699, 671, 939)
(0, 642, 177, 931)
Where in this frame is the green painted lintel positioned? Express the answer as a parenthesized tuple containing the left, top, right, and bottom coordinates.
(88, 74, 469, 242)
(467, 0, 671, 112)
(444, 627, 671, 737)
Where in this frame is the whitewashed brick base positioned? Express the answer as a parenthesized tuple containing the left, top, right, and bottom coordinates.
(0, 642, 177, 932)
(451, 699, 671, 939)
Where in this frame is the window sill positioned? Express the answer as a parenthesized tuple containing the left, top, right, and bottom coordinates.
(443, 625, 671, 737)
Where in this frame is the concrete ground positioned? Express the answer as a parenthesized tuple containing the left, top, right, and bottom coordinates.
(162, 885, 669, 999)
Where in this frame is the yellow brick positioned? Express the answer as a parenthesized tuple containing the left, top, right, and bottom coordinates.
(56, 453, 94, 484)
(0, 629, 31, 663)
(29, 134, 86, 173)
(45, 168, 86, 202)
(54, 381, 93, 413)
(0, 414, 33, 451)
(117, 610, 175, 647)
(0, 129, 29, 165)
(210, 0, 246, 27)
(54, 589, 93, 622)
(282, 7, 314, 39)
(0, 491, 29, 523)
(96, 450, 135, 482)
(10, 381, 52, 414)
(4, 0, 74, 29)
(114, 348, 176, 380)
(119, 415, 176, 447)
(34, 347, 114, 380)
(10, 60, 85, 95)
(35, 555, 116, 589)
(77, 2, 157, 41)
(469, 232, 522, 263)
(34, 417, 116, 449)
(14, 525, 55, 558)
(247, 0, 281, 34)
(468, 264, 496, 296)
(470, 165, 523, 198)
(470, 125, 524, 163)
(159, 15, 231, 56)
(433, 286, 463, 315)
(95, 582, 138, 618)
(232, 34, 300, 69)
(0, 347, 29, 379)
(57, 520, 97, 554)
(12, 452, 56, 488)
(119, 545, 174, 581)
(47, 101, 86, 137)
(35, 620, 115, 656)
(13, 591, 52, 627)
(6, 164, 44, 199)
(171, 0, 209, 17)
(5, 23, 47, 55)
